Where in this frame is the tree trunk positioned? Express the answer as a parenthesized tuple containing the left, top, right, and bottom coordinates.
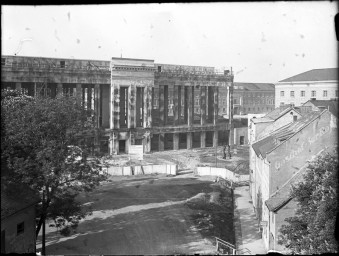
(36, 197, 51, 239)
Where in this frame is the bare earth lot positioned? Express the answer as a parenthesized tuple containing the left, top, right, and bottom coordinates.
(37, 174, 235, 255)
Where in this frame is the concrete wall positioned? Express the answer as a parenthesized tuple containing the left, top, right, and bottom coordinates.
(106, 164, 177, 176)
(195, 166, 249, 182)
(1, 206, 36, 253)
(275, 81, 338, 107)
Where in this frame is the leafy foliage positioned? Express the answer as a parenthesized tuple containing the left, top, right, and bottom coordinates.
(278, 149, 338, 254)
(1, 89, 108, 236)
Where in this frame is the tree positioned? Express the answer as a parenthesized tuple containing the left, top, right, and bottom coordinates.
(278, 149, 338, 254)
(1, 89, 107, 237)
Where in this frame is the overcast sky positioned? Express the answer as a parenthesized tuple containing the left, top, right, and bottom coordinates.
(1, 2, 338, 83)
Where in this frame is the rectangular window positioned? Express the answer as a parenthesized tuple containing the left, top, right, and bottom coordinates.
(60, 61, 65, 68)
(290, 91, 294, 97)
(300, 90, 305, 97)
(323, 90, 328, 97)
(280, 91, 284, 97)
(1, 58, 6, 66)
(311, 90, 316, 97)
(280, 102, 285, 106)
(336, 90, 338, 97)
(17, 222, 24, 235)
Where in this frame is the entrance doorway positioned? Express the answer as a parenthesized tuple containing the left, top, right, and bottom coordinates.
(119, 140, 126, 154)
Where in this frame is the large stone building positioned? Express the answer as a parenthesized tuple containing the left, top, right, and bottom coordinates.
(275, 68, 338, 107)
(1, 55, 234, 155)
(233, 82, 275, 115)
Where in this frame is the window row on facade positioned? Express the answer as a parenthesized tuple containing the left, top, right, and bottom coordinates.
(280, 89, 338, 98)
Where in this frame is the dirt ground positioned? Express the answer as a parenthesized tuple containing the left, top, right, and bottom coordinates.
(106, 145, 249, 175)
(37, 173, 235, 255)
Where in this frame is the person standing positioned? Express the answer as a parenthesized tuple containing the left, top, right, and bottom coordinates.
(227, 144, 232, 159)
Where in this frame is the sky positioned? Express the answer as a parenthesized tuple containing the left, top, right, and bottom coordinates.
(1, 2, 338, 83)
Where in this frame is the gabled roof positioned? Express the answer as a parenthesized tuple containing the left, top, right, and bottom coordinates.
(252, 111, 324, 158)
(1, 184, 40, 220)
(265, 165, 306, 211)
(279, 68, 338, 82)
(303, 100, 338, 118)
(234, 82, 275, 91)
(264, 105, 292, 120)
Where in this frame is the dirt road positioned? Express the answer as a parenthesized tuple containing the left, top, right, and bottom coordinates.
(37, 174, 234, 255)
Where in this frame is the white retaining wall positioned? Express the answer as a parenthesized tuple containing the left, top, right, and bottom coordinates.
(106, 164, 177, 176)
(196, 166, 249, 183)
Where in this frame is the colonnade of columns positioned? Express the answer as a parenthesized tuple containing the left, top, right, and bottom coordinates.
(109, 83, 153, 155)
(156, 85, 219, 151)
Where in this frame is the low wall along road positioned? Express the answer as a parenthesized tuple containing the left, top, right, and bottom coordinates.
(105, 164, 178, 176)
(195, 167, 249, 184)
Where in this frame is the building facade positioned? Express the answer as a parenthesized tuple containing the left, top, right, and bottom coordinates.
(1, 55, 234, 155)
(233, 82, 275, 115)
(250, 108, 337, 252)
(1, 186, 40, 254)
(275, 68, 338, 107)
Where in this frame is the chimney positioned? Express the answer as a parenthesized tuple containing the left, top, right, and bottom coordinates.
(310, 97, 316, 101)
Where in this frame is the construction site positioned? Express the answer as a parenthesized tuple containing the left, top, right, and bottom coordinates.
(1, 55, 235, 156)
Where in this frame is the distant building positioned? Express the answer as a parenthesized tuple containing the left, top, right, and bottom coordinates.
(275, 68, 338, 107)
(1, 55, 234, 155)
(1, 185, 40, 254)
(249, 107, 337, 252)
(233, 83, 275, 115)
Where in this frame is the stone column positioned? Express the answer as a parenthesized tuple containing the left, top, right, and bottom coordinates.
(173, 133, 179, 150)
(187, 132, 193, 149)
(201, 131, 206, 148)
(128, 84, 136, 129)
(94, 84, 100, 127)
(184, 87, 188, 125)
(143, 85, 152, 128)
(173, 85, 179, 126)
(76, 84, 82, 105)
(57, 83, 63, 97)
(213, 86, 219, 125)
(109, 131, 119, 155)
(159, 85, 165, 126)
(87, 86, 92, 110)
(111, 83, 120, 130)
(143, 131, 151, 153)
(164, 85, 168, 126)
(188, 86, 193, 127)
(93, 84, 100, 153)
(178, 86, 182, 125)
(200, 86, 206, 125)
(213, 130, 218, 148)
(15, 82, 21, 91)
(159, 133, 165, 151)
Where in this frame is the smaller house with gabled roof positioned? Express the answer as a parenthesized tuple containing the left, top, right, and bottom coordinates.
(249, 108, 337, 252)
(275, 68, 338, 108)
(1, 184, 40, 254)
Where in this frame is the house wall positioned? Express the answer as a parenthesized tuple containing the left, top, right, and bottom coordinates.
(272, 199, 298, 252)
(275, 81, 338, 107)
(267, 110, 337, 195)
(1, 206, 37, 254)
(257, 109, 302, 141)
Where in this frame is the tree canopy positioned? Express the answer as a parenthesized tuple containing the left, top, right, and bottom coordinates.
(1, 89, 107, 236)
(278, 149, 338, 254)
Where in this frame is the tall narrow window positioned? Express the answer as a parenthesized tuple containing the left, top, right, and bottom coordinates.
(17, 222, 24, 235)
(300, 90, 305, 97)
(323, 90, 328, 97)
(280, 91, 284, 97)
(311, 90, 316, 97)
(290, 91, 294, 97)
(336, 90, 338, 97)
